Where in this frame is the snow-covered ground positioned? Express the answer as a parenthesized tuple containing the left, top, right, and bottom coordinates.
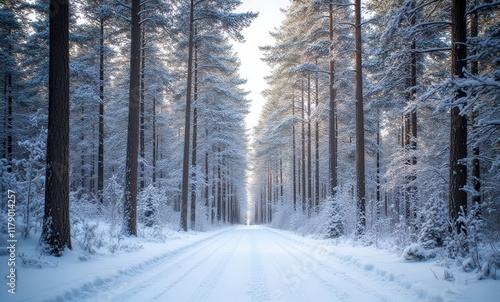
(1, 225, 499, 301)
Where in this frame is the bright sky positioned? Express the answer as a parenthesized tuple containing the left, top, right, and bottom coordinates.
(232, 0, 290, 134)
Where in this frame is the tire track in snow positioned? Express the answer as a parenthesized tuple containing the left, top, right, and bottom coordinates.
(262, 229, 345, 302)
(45, 228, 234, 302)
(187, 236, 241, 301)
(263, 228, 406, 302)
(248, 232, 271, 301)
(112, 231, 237, 302)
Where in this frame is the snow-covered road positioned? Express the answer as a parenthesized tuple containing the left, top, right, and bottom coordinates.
(6, 225, 499, 301)
(91, 226, 414, 302)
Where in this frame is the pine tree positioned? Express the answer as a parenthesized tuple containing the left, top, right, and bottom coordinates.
(354, 0, 366, 235)
(449, 0, 467, 229)
(123, 0, 141, 236)
(40, 0, 72, 256)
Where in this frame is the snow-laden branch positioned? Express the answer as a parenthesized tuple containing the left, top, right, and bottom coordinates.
(116, 13, 131, 23)
(467, 1, 500, 15)
(336, 21, 355, 28)
(413, 47, 451, 53)
(292, 63, 329, 75)
(116, 0, 131, 10)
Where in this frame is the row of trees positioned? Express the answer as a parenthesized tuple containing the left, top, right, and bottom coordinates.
(0, 0, 255, 255)
(251, 0, 499, 249)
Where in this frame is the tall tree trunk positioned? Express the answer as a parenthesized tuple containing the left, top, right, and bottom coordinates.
(404, 2, 418, 227)
(268, 166, 272, 223)
(152, 97, 156, 184)
(217, 146, 222, 222)
(292, 96, 297, 210)
(328, 3, 337, 197)
(212, 160, 216, 223)
(80, 106, 85, 195)
(139, 28, 146, 190)
(470, 5, 480, 208)
(449, 0, 468, 227)
(3, 75, 7, 163)
(181, 0, 195, 231)
(41, 0, 72, 254)
(190, 32, 198, 229)
(97, 17, 105, 204)
(223, 169, 227, 223)
(2, 23, 13, 174)
(280, 157, 283, 200)
(307, 74, 312, 213)
(376, 117, 381, 219)
(315, 69, 320, 208)
(123, 0, 141, 236)
(6, 27, 12, 174)
(354, 0, 366, 235)
(301, 79, 306, 212)
(205, 135, 209, 218)
(409, 37, 418, 226)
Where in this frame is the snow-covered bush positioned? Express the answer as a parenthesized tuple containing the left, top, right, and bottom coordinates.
(402, 243, 436, 261)
(103, 175, 124, 233)
(15, 128, 47, 239)
(108, 234, 143, 255)
(77, 222, 105, 258)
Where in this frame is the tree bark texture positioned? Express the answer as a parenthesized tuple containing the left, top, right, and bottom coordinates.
(190, 34, 198, 230)
(328, 3, 337, 197)
(181, 0, 195, 231)
(449, 0, 468, 226)
(123, 0, 141, 236)
(97, 16, 105, 204)
(354, 0, 366, 235)
(41, 0, 72, 255)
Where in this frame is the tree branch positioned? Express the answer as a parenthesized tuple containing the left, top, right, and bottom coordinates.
(467, 1, 500, 15)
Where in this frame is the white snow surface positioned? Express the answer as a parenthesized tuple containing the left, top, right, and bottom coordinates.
(1, 225, 499, 302)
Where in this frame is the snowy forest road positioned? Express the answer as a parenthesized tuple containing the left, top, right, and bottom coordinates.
(93, 226, 414, 302)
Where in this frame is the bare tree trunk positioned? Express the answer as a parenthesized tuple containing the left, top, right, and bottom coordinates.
(223, 170, 227, 223)
(139, 28, 146, 190)
(6, 32, 12, 174)
(217, 146, 222, 222)
(315, 69, 320, 208)
(212, 161, 216, 223)
(292, 96, 297, 210)
(152, 97, 156, 184)
(80, 106, 86, 195)
(190, 32, 198, 229)
(449, 0, 468, 228)
(470, 6, 480, 208)
(97, 18, 104, 203)
(301, 79, 306, 213)
(205, 130, 210, 217)
(41, 0, 72, 254)
(181, 0, 195, 231)
(328, 3, 337, 197)
(404, 2, 418, 227)
(2, 76, 6, 163)
(376, 117, 381, 219)
(123, 0, 141, 236)
(307, 74, 312, 213)
(268, 166, 272, 223)
(280, 157, 283, 200)
(2, 23, 13, 175)
(354, 0, 366, 235)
